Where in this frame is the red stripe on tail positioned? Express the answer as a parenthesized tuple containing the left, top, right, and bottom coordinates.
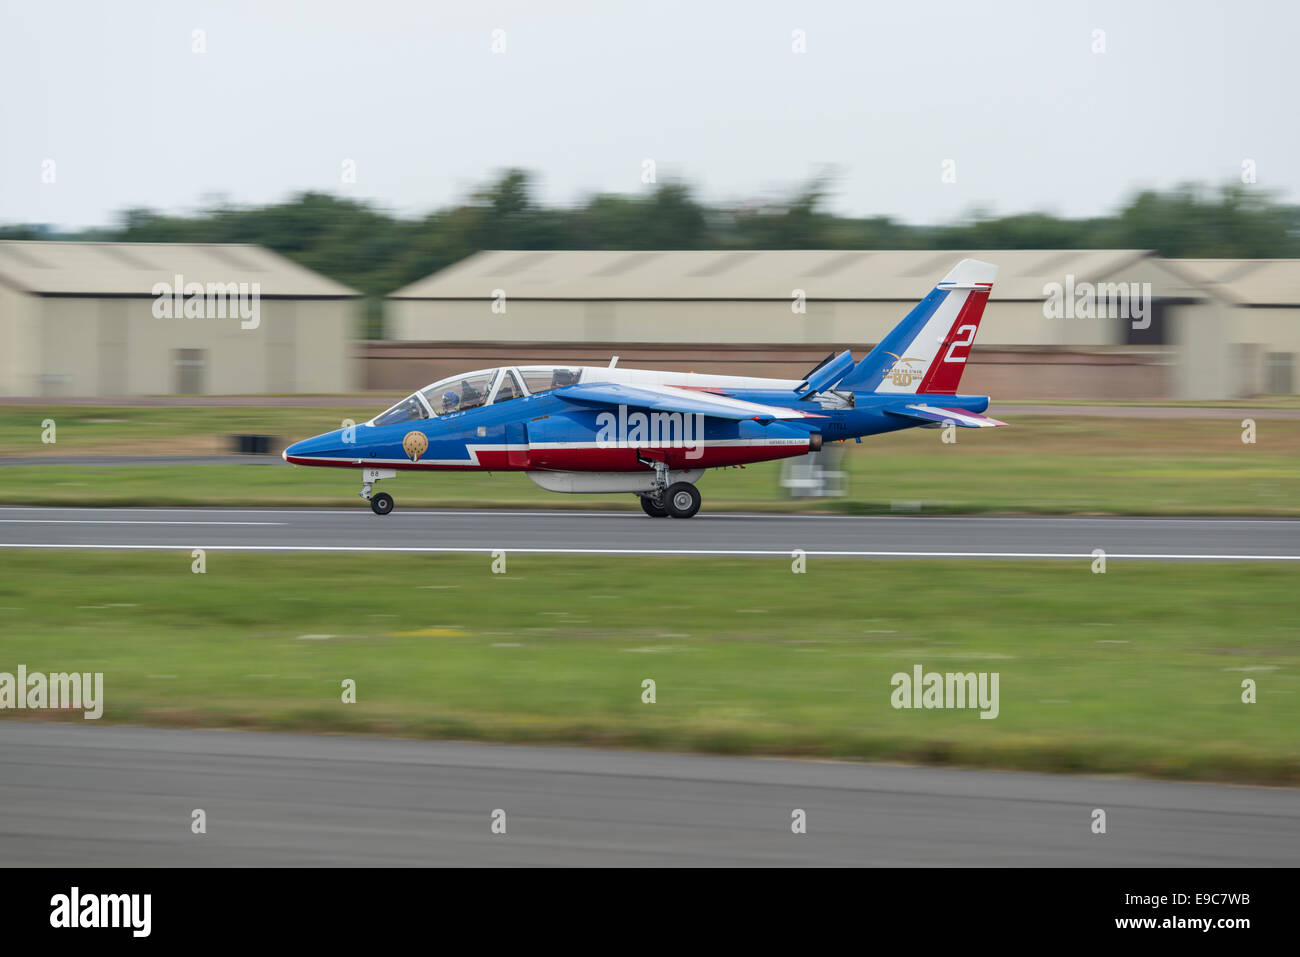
(916, 287, 991, 393)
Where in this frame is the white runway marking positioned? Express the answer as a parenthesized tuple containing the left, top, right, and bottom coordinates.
(1, 506, 1297, 524)
(0, 519, 285, 526)
(0, 543, 1296, 561)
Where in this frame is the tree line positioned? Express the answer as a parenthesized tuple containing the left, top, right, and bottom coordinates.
(4, 171, 1297, 337)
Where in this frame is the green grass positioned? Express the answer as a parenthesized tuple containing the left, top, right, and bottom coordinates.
(1, 404, 370, 456)
(2, 413, 1297, 514)
(0, 552, 1296, 784)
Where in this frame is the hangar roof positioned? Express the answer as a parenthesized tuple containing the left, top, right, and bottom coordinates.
(390, 249, 1160, 302)
(0, 241, 359, 297)
(1175, 259, 1300, 306)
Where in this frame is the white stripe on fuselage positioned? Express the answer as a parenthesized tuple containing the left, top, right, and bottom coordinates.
(293, 437, 811, 468)
(577, 366, 803, 392)
(527, 438, 807, 449)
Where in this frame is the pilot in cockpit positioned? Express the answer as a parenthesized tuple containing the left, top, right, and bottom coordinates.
(441, 389, 460, 413)
(461, 381, 479, 409)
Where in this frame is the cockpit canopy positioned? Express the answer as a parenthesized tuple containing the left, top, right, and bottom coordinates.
(370, 366, 582, 427)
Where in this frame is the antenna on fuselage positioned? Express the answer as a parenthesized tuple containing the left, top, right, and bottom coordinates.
(609, 355, 619, 368)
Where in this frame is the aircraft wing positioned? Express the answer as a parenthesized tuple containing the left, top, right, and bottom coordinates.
(885, 404, 1007, 428)
(553, 382, 823, 421)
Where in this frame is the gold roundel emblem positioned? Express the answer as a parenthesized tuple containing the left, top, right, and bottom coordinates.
(402, 430, 429, 462)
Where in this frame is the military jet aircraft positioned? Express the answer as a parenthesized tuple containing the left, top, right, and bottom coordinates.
(283, 259, 1005, 517)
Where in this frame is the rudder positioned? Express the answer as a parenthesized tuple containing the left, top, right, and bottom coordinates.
(839, 258, 997, 394)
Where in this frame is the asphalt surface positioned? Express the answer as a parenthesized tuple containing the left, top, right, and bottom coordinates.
(2, 724, 1295, 866)
(0, 506, 1297, 560)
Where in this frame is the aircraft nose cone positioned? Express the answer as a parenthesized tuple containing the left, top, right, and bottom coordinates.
(283, 437, 315, 461)
(284, 429, 356, 463)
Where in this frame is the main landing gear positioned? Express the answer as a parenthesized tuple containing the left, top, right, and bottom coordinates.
(641, 483, 700, 518)
(360, 468, 397, 515)
(664, 482, 701, 519)
(638, 459, 702, 519)
(640, 495, 669, 518)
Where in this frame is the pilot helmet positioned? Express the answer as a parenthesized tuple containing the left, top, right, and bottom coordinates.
(441, 389, 460, 410)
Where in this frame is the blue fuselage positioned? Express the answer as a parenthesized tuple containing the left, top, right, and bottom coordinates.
(283, 390, 992, 472)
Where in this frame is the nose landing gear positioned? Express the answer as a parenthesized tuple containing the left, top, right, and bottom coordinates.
(359, 468, 397, 515)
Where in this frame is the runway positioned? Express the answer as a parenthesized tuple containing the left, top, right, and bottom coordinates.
(0, 506, 1297, 560)
(1, 724, 1295, 866)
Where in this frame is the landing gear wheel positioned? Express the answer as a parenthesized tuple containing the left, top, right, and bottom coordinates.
(370, 492, 395, 516)
(665, 482, 701, 519)
(640, 495, 669, 518)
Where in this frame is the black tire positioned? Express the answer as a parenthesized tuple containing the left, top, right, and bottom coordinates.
(640, 495, 669, 518)
(370, 492, 394, 515)
(664, 482, 701, 519)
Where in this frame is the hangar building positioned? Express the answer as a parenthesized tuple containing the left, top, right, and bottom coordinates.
(379, 249, 1268, 400)
(1177, 259, 1300, 396)
(0, 241, 359, 396)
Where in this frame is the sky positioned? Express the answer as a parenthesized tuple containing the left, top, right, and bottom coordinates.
(1, 0, 1296, 230)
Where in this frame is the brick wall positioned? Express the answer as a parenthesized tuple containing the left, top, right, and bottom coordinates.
(357, 342, 1173, 400)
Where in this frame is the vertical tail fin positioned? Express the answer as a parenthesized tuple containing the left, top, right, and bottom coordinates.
(838, 259, 997, 394)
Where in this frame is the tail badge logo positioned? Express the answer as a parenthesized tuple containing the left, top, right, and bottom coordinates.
(885, 354, 924, 387)
(402, 431, 428, 462)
